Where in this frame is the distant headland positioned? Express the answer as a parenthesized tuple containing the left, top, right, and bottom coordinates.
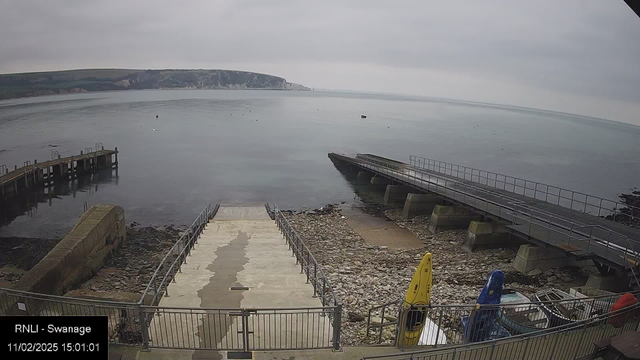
(0, 68, 310, 100)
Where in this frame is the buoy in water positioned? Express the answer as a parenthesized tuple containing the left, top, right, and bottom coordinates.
(156, 115, 158, 118)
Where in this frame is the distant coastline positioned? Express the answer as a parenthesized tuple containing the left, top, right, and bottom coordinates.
(0, 68, 310, 100)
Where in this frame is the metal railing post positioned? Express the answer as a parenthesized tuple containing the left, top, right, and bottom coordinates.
(138, 305, 150, 350)
(598, 198, 603, 217)
(586, 226, 594, 253)
(242, 309, 251, 352)
(333, 304, 342, 351)
(377, 305, 387, 343)
(548, 328, 560, 360)
(521, 337, 530, 360)
(306, 249, 310, 283)
(322, 277, 328, 306)
(434, 308, 443, 348)
(397, 306, 406, 350)
(488, 341, 497, 360)
(568, 222, 575, 247)
(573, 322, 589, 359)
(313, 263, 317, 297)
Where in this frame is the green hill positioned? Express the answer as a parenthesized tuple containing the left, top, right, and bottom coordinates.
(0, 69, 309, 99)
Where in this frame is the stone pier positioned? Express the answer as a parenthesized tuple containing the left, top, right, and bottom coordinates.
(428, 205, 483, 233)
(370, 176, 392, 186)
(402, 193, 440, 220)
(512, 244, 585, 274)
(584, 274, 629, 292)
(357, 171, 373, 183)
(462, 221, 518, 252)
(383, 185, 412, 205)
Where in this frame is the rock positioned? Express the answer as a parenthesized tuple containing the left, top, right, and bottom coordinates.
(348, 312, 366, 322)
(281, 205, 593, 346)
(527, 269, 543, 276)
(382, 328, 395, 339)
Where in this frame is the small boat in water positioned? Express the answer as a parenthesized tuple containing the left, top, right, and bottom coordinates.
(534, 288, 591, 327)
(498, 289, 549, 334)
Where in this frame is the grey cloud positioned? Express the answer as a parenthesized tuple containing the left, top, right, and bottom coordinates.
(0, 0, 639, 107)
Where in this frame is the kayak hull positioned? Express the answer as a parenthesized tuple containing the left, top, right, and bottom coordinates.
(402, 253, 432, 346)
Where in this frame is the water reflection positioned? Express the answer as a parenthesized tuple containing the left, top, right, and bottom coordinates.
(0, 168, 119, 228)
(329, 157, 385, 205)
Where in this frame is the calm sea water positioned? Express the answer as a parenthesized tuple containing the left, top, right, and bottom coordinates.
(1, 90, 639, 238)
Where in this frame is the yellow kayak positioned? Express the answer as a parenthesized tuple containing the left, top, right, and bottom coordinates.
(402, 252, 432, 346)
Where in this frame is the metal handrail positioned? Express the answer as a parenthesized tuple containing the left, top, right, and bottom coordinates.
(408, 155, 640, 287)
(272, 204, 342, 351)
(363, 302, 640, 359)
(0, 285, 340, 351)
(139, 203, 217, 305)
(409, 155, 640, 223)
(140, 305, 339, 311)
(272, 204, 340, 308)
(366, 289, 640, 341)
(0, 286, 138, 306)
(336, 154, 639, 271)
(368, 289, 640, 314)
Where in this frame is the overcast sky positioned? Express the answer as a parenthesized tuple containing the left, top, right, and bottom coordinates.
(1, 0, 639, 124)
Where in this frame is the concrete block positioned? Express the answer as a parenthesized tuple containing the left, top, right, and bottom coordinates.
(463, 221, 518, 252)
(512, 244, 584, 273)
(13, 204, 125, 296)
(370, 176, 392, 186)
(402, 193, 441, 219)
(432, 205, 473, 216)
(357, 171, 373, 183)
(585, 274, 629, 293)
(383, 185, 411, 205)
(428, 205, 482, 233)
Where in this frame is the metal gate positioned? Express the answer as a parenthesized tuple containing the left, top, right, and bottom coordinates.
(142, 306, 341, 351)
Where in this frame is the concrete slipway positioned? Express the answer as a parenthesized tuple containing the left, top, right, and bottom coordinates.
(146, 204, 331, 353)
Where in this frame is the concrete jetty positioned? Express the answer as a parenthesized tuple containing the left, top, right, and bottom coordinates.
(329, 152, 640, 290)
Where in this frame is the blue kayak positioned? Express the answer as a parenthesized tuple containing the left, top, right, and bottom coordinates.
(462, 270, 511, 343)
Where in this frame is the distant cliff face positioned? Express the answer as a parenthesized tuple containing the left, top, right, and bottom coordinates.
(0, 69, 310, 100)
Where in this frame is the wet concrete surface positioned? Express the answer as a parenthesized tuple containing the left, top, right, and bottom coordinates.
(339, 203, 422, 249)
(147, 204, 327, 355)
(196, 229, 250, 353)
